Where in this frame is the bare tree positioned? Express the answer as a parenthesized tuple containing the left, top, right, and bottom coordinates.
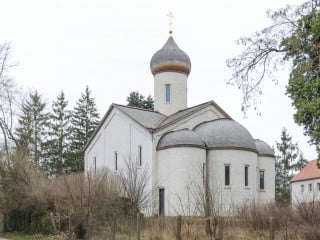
(0, 42, 19, 157)
(118, 157, 151, 213)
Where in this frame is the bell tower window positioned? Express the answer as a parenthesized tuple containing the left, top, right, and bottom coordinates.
(165, 84, 171, 102)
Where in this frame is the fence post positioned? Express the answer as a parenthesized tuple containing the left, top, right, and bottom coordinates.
(136, 212, 141, 240)
(0, 213, 4, 233)
(176, 215, 182, 240)
(112, 213, 116, 240)
(269, 216, 275, 240)
(218, 217, 224, 240)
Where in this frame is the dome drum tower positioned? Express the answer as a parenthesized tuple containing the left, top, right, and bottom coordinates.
(150, 37, 191, 116)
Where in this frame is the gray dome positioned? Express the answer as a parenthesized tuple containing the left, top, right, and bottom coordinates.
(157, 129, 205, 150)
(255, 139, 274, 157)
(150, 36, 191, 76)
(193, 119, 257, 152)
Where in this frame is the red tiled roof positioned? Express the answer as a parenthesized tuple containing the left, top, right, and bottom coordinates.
(291, 160, 320, 182)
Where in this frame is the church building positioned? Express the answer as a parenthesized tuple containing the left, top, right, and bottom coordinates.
(84, 35, 275, 216)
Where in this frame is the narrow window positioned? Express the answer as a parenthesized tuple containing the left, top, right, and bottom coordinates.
(301, 184, 304, 193)
(309, 183, 312, 192)
(138, 145, 142, 167)
(225, 165, 230, 186)
(165, 84, 171, 102)
(202, 163, 206, 186)
(114, 151, 118, 171)
(245, 165, 249, 187)
(93, 156, 96, 173)
(159, 188, 165, 216)
(259, 170, 265, 190)
(318, 183, 320, 191)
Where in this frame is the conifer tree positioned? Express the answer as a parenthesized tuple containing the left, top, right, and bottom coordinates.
(15, 91, 48, 167)
(126, 91, 154, 110)
(42, 91, 71, 176)
(67, 86, 100, 172)
(275, 128, 307, 204)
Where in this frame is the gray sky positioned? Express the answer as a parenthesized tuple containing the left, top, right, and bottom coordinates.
(1, 0, 317, 160)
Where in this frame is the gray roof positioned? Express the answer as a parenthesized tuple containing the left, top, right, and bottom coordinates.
(255, 139, 274, 157)
(155, 101, 231, 131)
(157, 129, 205, 150)
(84, 102, 232, 151)
(150, 36, 191, 75)
(193, 119, 257, 152)
(115, 104, 166, 129)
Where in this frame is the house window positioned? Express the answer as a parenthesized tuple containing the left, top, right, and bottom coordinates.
(301, 184, 304, 193)
(114, 151, 118, 171)
(225, 165, 230, 186)
(309, 183, 312, 192)
(138, 145, 142, 167)
(165, 84, 171, 102)
(259, 170, 265, 190)
(318, 183, 320, 192)
(245, 165, 249, 187)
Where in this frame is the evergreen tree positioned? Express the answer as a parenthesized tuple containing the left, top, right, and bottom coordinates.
(275, 128, 307, 204)
(126, 91, 154, 110)
(42, 91, 71, 176)
(15, 91, 48, 167)
(68, 86, 100, 172)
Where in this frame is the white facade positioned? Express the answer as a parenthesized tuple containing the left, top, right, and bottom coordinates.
(85, 108, 153, 174)
(291, 160, 320, 205)
(291, 179, 320, 205)
(154, 72, 187, 116)
(84, 35, 275, 216)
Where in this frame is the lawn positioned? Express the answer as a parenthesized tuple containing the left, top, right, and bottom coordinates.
(0, 233, 63, 240)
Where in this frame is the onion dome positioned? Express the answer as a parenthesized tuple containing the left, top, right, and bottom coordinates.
(193, 119, 257, 152)
(255, 139, 275, 157)
(150, 36, 191, 76)
(157, 129, 205, 150)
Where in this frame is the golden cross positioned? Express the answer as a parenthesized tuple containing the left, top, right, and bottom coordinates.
(166, 11, 175, 35)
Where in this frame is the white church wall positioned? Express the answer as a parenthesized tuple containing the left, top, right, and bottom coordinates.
(153, 105, 224, 146)
(156, 147, 206, 216)
(85, 132, 104, 172)
(208, 149, 258, 214)
(85, 108, 153, 212)
(174, 109, 222, 130)
(291, 179, 320, 205)
(154, 72, 187, 116)
(257, 156, 275, 204)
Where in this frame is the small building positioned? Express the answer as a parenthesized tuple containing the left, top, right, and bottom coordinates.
(84, 35, 275, 216)
(291, 160, 320, 205)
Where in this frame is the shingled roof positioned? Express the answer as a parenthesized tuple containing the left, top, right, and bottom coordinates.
(84, 101, 231, 151)
(291, 160, 320, 183)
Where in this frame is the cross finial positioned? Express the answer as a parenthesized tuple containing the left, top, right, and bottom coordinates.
(166, 11, 175, 35)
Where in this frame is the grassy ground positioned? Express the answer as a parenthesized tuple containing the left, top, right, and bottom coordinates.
(0, 232, 64, 240)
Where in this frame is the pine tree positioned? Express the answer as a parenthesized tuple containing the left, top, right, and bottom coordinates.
(126, 91, 154, 110)
(67, 86, 100, 172)
(15, 91, 48, 167)
(275, 128, 307, 204)
(42, 91, 71, 176)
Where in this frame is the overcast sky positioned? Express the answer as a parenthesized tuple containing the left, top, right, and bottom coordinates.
(1, 0, 317, 160)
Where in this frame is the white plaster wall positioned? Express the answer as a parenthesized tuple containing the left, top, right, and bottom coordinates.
(157, 147, 206, 216)
(291, 179, 320, 205)
(85, 133, 103, 172)
(257, 156, 275, 204)
(154, 72, 187, 115)
(208, 150, 258, 214)
(84, 108, 153, 212)
(151, 105, 227, 214)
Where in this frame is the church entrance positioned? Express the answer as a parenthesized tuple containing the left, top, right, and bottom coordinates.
(159, 188, 165, 216)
